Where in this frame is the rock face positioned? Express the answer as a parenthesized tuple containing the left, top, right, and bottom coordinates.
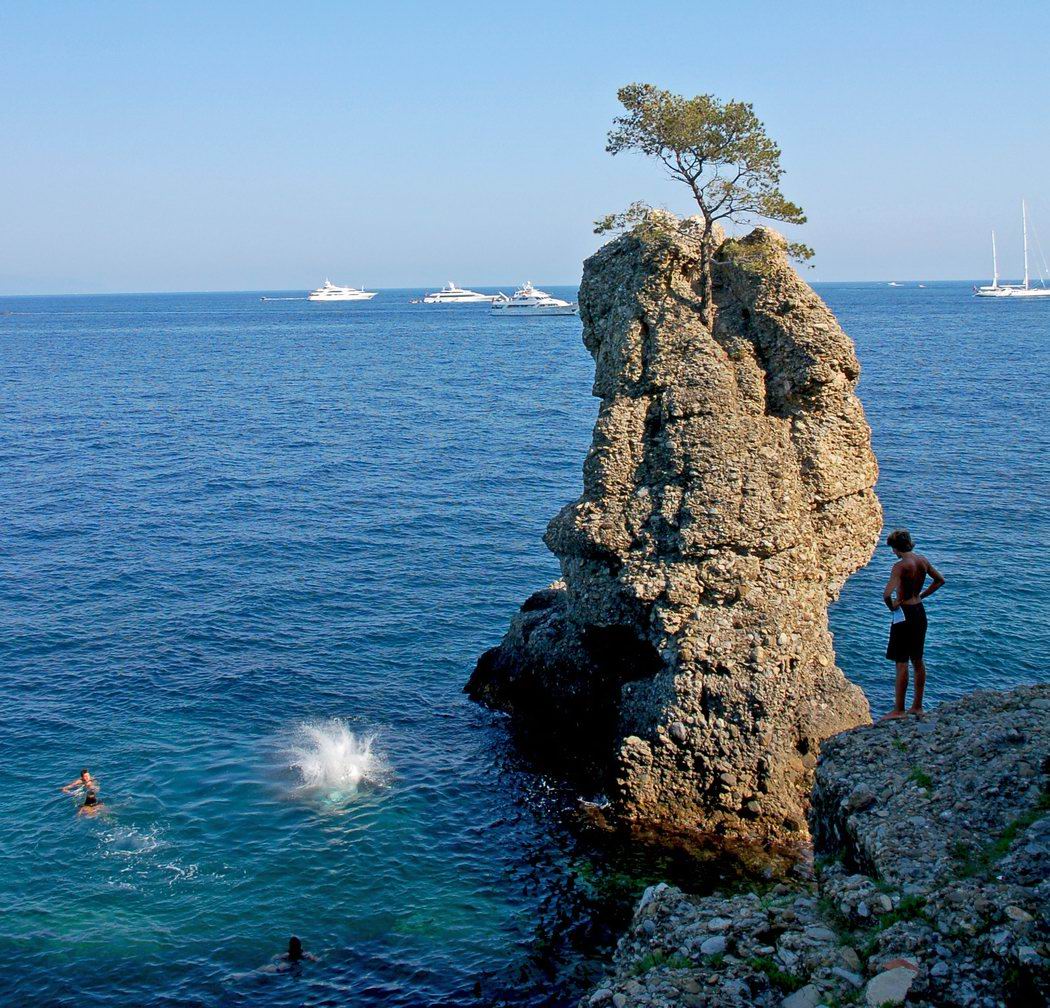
(581, 685, 1050, 1008)
(468, 214, 881, 844)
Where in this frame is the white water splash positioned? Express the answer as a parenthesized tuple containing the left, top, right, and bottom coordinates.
(285, 719, 388, 798)
(100, 825, 166, 857)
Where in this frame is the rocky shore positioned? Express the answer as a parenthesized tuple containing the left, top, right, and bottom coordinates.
(580, 685, 1049, 1008)
(467, 215, 1046, 1004)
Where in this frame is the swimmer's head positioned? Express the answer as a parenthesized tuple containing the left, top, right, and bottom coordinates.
(80, 768, 90, 780)
(83, 790, 98, 807)
(287, 936, 303, 961)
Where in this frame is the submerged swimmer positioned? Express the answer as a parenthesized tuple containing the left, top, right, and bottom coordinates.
(226, 936, 319, 984)
(77, 790, 105, 817)
(277, 936, 318, 969)
(61, 768, 99, 794)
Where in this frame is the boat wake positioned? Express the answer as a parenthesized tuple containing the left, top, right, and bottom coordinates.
(284, 719, 390, 804)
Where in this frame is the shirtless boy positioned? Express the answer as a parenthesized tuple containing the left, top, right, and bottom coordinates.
(882, 529, 945, 719)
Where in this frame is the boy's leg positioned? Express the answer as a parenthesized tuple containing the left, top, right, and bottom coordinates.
(909, 659, 926, 713)
(882, 662, 910, 719)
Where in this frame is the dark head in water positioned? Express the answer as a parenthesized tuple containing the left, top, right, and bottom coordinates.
(83, 790, 98, 807)
(287, 936, 303, 962)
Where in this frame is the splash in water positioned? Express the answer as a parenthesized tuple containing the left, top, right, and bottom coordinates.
(100, 825, 166, 857)
(285, 719, 389, 800)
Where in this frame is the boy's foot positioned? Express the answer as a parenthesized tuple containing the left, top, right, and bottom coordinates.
(907, 706, 925, 717)
(879, 709, 907, 721)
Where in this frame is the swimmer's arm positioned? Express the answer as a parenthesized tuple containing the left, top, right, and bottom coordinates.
(883, 566, 902, 610)
(920, 561, 945, 599)
(61, 779, 82, 792)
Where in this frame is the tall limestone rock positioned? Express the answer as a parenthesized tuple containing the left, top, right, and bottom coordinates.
(467, 214, 882, 845)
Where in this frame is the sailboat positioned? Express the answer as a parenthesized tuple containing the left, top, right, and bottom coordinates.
(974, 201, 1050, 298)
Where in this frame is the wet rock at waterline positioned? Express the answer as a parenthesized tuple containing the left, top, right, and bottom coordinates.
(468, 213, 882, 843)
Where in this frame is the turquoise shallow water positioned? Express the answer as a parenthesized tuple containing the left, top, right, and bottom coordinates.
(0, 283, 1046, 1005)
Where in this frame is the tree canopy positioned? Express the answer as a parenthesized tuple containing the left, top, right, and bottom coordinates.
(596, 84, 812, 322)
(603, 85, 807, 231)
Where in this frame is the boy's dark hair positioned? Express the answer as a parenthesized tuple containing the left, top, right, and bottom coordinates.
(886, 529, 915, 551)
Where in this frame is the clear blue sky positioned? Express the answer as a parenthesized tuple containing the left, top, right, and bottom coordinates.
(2, 0, 1047, 293)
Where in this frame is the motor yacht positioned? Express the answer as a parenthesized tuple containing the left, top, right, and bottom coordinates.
(490, 282, 578, 316)
(421, 282, 494, 304)
(308, 280, 377, 301)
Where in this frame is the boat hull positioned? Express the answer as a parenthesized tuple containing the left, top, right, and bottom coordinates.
(491, 305, 579, 316)
(974, 286, 1050, 298)
(308, 292, 377, 301)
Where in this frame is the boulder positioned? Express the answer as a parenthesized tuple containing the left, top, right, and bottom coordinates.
(864, 966, 917, 1006)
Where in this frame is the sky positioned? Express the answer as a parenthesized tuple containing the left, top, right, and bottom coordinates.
(1, 0, 1047, 293)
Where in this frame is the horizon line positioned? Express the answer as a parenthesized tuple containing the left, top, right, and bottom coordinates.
(0, 279, 1001, 298)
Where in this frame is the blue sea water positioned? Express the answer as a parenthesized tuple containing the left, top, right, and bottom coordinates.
(0, 283, 1046, 1006)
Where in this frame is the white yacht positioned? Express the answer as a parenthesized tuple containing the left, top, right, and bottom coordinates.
(974, 202, 1050, 298)
(308, 280, 377, 302)
(422, 282, 494, 304)
(490, 282, 578, 316)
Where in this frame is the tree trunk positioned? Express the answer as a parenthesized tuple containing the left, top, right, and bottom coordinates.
(699, 229, 715, 329)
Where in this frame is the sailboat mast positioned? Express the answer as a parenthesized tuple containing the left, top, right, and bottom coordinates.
(1023, 201, 1030, 290)
(992, 231, 999, 287)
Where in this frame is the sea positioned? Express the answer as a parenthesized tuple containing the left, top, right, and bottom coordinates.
(1, 283, 1046, 1007)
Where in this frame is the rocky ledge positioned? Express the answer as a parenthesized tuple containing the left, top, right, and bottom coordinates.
(581, 684, 1049, 1008)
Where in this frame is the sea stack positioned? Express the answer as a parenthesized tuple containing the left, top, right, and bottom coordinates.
(467, 213, 882, 845)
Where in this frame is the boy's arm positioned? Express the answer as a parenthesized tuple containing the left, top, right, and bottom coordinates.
(883, 565, 901, 611)
(921, 561, 945, 599)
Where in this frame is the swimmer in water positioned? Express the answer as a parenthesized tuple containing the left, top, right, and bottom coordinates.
(62, 768, 98, 794)
(77, 790, 105, 817)
(277, 936, 318, 969)
(227, 936, 319, 982)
